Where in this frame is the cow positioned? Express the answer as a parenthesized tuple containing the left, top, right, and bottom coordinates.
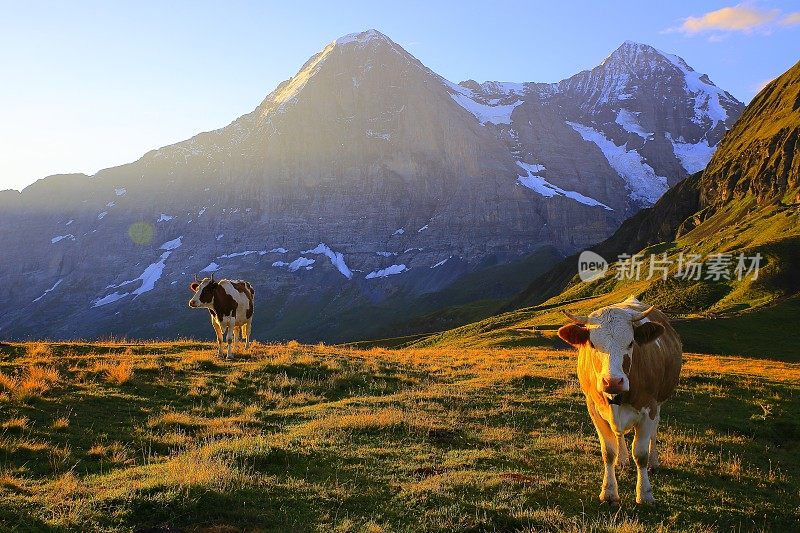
(188, 273, 254, 359)
(557, 296, 681, 505)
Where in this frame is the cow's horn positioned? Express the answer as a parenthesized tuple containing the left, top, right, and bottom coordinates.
(562, 310, 595, 324)
(210, 272, 215, 282)
(630, 305, 655, 321)
(194, 274, 199, 282)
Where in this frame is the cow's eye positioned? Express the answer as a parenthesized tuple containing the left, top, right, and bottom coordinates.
(628, 341, 634, 349)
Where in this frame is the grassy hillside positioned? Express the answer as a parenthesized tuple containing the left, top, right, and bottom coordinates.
(415, 197, 800, 359)
(443, 59, 800, 360)
(0, 341, 798, 531)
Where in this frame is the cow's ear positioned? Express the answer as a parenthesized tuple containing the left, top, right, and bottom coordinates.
(189, 282, 199, 292)
(634, 322, 664, 345)
(558, 324, 590, 347)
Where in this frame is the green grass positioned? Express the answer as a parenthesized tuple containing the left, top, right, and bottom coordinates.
(672, 296, 800, 361)
(0, 341, 798, 531)
(413, 196, 800, 358)
(413, 296, 800, 362)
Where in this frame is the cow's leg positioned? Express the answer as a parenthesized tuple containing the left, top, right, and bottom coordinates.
(242, 321, 251, 350)
(228, 325, 239, 360)
(587, 402, 620, 503)
(648, 406, 661, 472)
(617, 433, 630, 470)
(211, 319, 224, 357)
(225, 324, 233, 360)
(633, 409, 659, 504)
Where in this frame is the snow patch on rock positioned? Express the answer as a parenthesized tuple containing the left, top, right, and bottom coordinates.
(33, 279, 64, 302)
(431, 257, 452, 268)
(445, 80, 523, 125)
(273, 257, 315, 272)
(516, 162, 612, 210)
(302, 243, 353, 279)
(160, 236, 183, 251)
(658, 50, 729, 128)
(666, 133, 716, 174)
(51, 234, 75, 244)
(93, 250, 173, 306)
(365, 264, 408, 279)
(201, 262, 220, 273)
(218, 250, 260, 259)
(92, 292, 128, 307)
(566, 121, 668, 205)
(335, 29, 388, 46)
(615, 109, 653, 140)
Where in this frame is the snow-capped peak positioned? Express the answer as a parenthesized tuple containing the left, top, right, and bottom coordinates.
(334, 29, 392, 47)
(600, 41, 674, 72)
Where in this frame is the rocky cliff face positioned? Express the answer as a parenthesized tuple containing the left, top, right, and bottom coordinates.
(700, 60, 800, 208)
(0, 31, 744, 341)
(510, 59, 800, 312)
(458, 41, 742, 214)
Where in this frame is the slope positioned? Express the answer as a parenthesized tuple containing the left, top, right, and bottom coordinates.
(414, 61, 800, 359)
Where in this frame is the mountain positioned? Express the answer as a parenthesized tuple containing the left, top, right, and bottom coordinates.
(416, 60, 800, 359)
(0, 31, 744, 341)
(459, 41, 742, 211)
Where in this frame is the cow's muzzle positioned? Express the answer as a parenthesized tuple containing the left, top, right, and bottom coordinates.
(188, 300, 198, 308)
(602, 376, 626, 395)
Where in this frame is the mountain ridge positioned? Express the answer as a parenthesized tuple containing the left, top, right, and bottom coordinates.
(0, 30, 746, 341)
(415, 58, 800, 356)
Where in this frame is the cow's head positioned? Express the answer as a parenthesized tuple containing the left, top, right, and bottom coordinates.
(188, 274, 217, 309)
(558, 305, 664, 398)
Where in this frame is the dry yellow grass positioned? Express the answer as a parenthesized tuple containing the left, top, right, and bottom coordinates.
(25, 342, 53, 360)
(100, 360, 133, 385)
(0, 365, 60, 402)
(87, 442, 130, 464)
(0, 341, 796, 531)
(51, 417, 70, 430)
(160, 449, 248, 491)
(0, 417, 29, 430)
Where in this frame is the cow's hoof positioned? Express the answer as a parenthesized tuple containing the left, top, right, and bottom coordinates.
(636, 493, 655, 505)
(599, 492, 621, 505)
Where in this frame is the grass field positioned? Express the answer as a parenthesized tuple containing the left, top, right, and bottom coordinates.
(0, 341, 798, 531)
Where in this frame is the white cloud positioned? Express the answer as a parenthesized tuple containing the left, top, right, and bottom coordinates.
(678, 5, 779, 34)
(665, 4, 800, 36)
(780, 12, 800, 26)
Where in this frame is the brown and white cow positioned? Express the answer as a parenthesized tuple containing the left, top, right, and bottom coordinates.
(558, 296, 681, 504)
(188, 274, 254, 359)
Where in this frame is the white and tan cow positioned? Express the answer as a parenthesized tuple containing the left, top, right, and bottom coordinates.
(558, 296, 681, 505)
(188, 274, 254, 359)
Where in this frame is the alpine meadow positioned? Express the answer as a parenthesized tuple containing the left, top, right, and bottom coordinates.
(1, 3, 799, 532)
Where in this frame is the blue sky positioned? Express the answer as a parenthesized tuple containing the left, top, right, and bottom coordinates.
(1, 1, 798, 191)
